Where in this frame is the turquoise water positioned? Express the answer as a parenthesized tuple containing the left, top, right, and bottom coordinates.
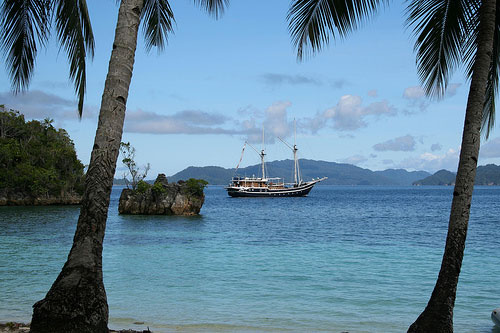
(1, 186, 499, 332)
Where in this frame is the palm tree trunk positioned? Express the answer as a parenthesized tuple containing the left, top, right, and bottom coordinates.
(30, 0, 144, 332)
(408, 0, 496, 332)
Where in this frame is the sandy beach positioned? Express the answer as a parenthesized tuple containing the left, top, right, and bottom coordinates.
(0, 322, 152, 333)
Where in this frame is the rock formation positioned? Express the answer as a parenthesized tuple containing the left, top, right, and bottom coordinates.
(118, 174, 205, 216)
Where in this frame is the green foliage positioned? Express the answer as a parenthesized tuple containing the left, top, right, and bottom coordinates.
(152, 181, 166, 195)
(136, 180, 151, 194)
(0, 107, 85, 196)
(184, 178, 208, 196)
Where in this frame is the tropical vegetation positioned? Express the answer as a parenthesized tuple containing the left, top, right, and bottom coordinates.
(287, 0, 497, 331)
(184, 178, 209, 196)
(1, 0, 228, 331)
(0, 106, 85, 198)
(119, 141, 150, 191)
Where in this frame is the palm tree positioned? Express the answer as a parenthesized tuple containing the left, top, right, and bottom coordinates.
(2, 0, 228, 332)
(287, 0, 497, 331)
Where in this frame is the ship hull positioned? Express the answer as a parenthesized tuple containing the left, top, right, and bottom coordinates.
(226, 181, 317, 197)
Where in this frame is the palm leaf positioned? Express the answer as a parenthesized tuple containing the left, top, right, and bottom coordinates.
(462, 1, 498, 139)
(0, 0, 50, 93)
(193, 0, 229, 19)
(462, 1, 480, 78)
(287, 0, 387, 60)
(54, 0, 95, 117)
(481, 2, 500, 139)
(142, 0, 175, 52)
(406, 0, 470, 99)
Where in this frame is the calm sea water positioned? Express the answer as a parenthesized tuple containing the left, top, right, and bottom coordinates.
(0, 185, 499, 332)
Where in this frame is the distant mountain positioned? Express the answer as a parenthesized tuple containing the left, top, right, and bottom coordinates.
(168, 166, 233, 185)
(413, 170, 456, 185)
(167, 159, 431, 186)
(412, 164, 500, 185)
(374, 169, 431, 186)
(475, 164, 500, 185)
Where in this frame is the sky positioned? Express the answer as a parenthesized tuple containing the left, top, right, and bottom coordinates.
(1, 0, 500, 177)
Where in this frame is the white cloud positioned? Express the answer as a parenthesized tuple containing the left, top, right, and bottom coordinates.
(397, 148, 459, 172)
(403, 86, 425, 100)
(299, 95, 398, 133)
(367, 89, 377, 97)
(124, 109, 235, 135)
(373, 135, 416, 152)
(261, 73, 321, 86)
(241, 101, 293, 143)
(403, 86, 429, 112)
(123, 101, 297, 142)
(0, 90, 99, 128)
(323, 95, 396, 131)
(341, 154, 368, 165)
(403, 83, 462, 113)
(480, 137, 500, 158)
(0, 90, 78, 118)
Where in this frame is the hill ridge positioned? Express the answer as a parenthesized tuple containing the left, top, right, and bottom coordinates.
(166, 159, 431, 186)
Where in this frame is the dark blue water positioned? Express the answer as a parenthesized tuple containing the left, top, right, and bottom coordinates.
(1, 186, 499, 332)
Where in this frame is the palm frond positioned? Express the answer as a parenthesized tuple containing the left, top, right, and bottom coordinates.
(462, 1, 480, 78)
(481, 2, 500, 139)
(462, 1, 498, 139)
(0, 0, 50, 93)
(406, 0, 470, 99)
(287, 0, 387, 60)
(193, 0, 229, 19)
(142, 0, 175, 52)
(54, 0, 95, 117)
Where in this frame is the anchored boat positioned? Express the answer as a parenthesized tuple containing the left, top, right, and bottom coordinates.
(226, 124, 327, 197)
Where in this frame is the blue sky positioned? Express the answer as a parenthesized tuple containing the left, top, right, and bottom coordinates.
(1, 1, 500, 177)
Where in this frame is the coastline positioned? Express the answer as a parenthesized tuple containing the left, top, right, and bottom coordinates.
(0, 322, 152, 333)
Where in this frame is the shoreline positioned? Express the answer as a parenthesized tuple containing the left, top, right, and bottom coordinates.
(0, 322, 152, 333)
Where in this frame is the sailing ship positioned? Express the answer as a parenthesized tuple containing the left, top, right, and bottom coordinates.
(226, 123, 327, 197)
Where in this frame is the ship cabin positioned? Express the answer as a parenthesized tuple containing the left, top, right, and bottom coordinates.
(229, 176, 285, 189)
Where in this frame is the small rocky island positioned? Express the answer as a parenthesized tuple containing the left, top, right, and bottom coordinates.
(118, 174, 206, 216)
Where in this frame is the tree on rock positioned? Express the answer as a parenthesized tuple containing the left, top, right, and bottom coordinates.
(120, 141, 150, 190)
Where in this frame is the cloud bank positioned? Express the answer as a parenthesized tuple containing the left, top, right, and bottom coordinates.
(373, 135, 416, 152)
(397, 148, 459, 172)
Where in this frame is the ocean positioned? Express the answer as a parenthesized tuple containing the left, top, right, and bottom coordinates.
(0, 185, 499, 332)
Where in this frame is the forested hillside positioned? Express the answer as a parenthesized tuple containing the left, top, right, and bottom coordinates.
(0, 107, 85, 202)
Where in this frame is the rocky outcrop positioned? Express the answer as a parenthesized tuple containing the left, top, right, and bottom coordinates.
(118, 174, 205, 216)
(0, 190, 81, 206)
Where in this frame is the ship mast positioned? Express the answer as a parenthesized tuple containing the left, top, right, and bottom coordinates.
(247, 126, 266, 179)
(293, 119, 301, 184)
(278, 119, 302, 185)
(261, 126, 266, 179)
